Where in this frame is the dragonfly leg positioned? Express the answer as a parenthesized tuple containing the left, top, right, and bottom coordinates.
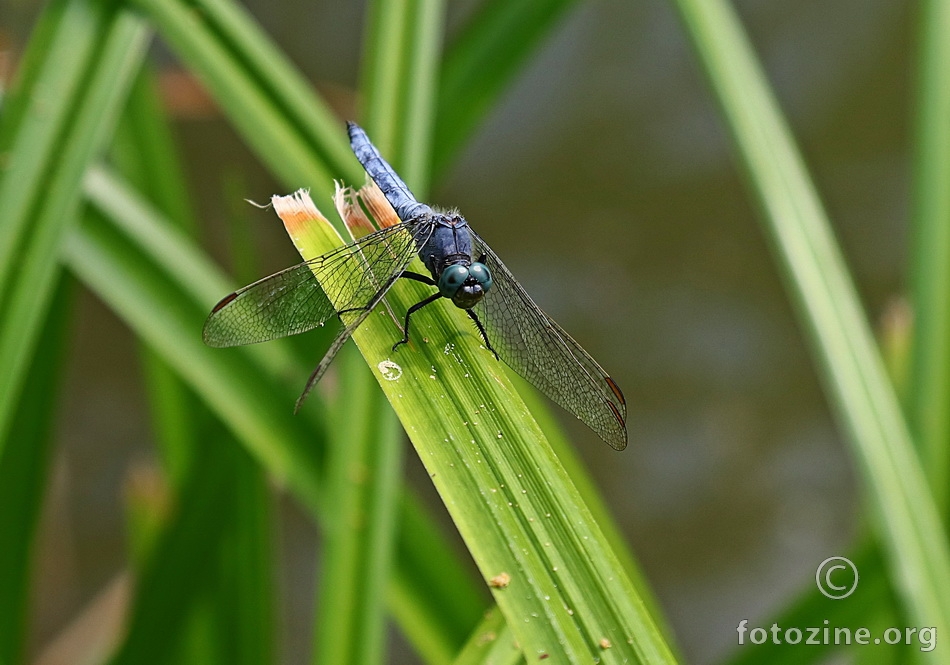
(466, 309, 499, 360)
(399, 271, 436, 286)
(393, 292, 443, 351)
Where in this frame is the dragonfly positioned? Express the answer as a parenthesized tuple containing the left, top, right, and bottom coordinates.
(203, 122, 627, 450)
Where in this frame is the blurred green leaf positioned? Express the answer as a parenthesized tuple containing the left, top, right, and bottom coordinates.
(673, 0, 950, 638)
(313, 347, 403, 665)
(909, 0, 950, 511)
(360, 0, 445, 195)
(433, 0, 578, 174)
(0, 277, 73, 665)
(108, 413, 236, 665)
(0, 0, 150, 453)
(128, 0, 361, 211)
(310, 2, 448, 662)
(451, 608, 521, 665)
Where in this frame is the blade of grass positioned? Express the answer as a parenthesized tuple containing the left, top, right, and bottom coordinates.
(193, 0, 357, 178)
(313, 346, 404, 665)
(66, 199, 328, 512)
(433, 0, 675, 633)
(672, 0, 950, 635)
(127, 0, 361, 210)
(0, 277, 73, 665)
(111, 64, 200, 482)
(361, 0, 676, 655)
(0, 0, 72, 149)
(432, 0, 577, 175)
(219, 444, 275, 665)
(120, 432, 276, 665)
(108, 418, 237, 665)
(0, 0, 114, 297)
(311, 2, 448, 662)
(0, 3, 150, 453)
(388, 498, 488, 662)
(908, 0, 950, 510)
(113, 64, 277, 664)
(359, 0, 412, 156)
(451, 607, 521, 665)
(72, 166, 486, 661)
(513, 373, 678, 652)
(360, 0, 445, 195)
(276, 190, 677, 663)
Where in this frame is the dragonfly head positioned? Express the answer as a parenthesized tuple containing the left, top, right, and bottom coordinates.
(438, 262, 493, 309)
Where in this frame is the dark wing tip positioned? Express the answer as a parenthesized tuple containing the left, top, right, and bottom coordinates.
(605, 401, 628, 451)
(203, 292, 239, 348)
(603, 376, 628, 450)
(210, 291, 239, 314)
(605, 376, 626, 409)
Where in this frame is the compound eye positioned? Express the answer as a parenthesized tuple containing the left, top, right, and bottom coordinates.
(438, 264, 469, 297)
(468, 262, 492, 292)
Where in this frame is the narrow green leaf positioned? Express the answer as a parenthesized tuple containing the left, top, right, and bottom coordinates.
(360, 0, 445, 194)
(193, 0, 357, 176)
(432, 0, 577, 175)
(65, 204, 327, 514)
(311, 3, 450, 662)
(112, 65, 200, 483)
(0, 0, 114, 293)
(274, 190, 676, 663)
(0, 277, 73, 665)
(220, 445, 276, 665)
(0, 2, 150, 452)
(108, 422, 236, 665)
(672, 0, 950, 636)
(909, 0, 950, 509)
(313, 347, 404, 665)
(128, 0, 361, 209)
(112, 65, 277, 664)
(388, 498, 489, 663)
(515, 373, 678, 652)
(451, 608, 521, 665)
(71, 167, 485, 659)
(0, 0, 72, 149)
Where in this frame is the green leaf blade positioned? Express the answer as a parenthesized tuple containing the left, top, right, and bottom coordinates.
(673, 0, 950, 638)
(272, 190, 676, 663)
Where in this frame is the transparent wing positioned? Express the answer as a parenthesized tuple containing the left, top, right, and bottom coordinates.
(203, 220, 431, 347)
(470, 230, 628, 450)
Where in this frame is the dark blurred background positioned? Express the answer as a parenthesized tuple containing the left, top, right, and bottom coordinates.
(1, 0, 912, 662)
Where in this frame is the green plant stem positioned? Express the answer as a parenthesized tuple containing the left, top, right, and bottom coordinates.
(0, 3, 150, 453)
(909, 0, 950, 511)
(673, 0, 950, 637)
(313, 347, 404, 665)
(432, 0, 577, 175)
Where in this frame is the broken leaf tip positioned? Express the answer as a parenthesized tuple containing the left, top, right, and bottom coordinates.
(272, 189, 325, 232)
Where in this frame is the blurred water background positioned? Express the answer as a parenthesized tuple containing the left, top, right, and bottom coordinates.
(1, 0, 911, 662)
